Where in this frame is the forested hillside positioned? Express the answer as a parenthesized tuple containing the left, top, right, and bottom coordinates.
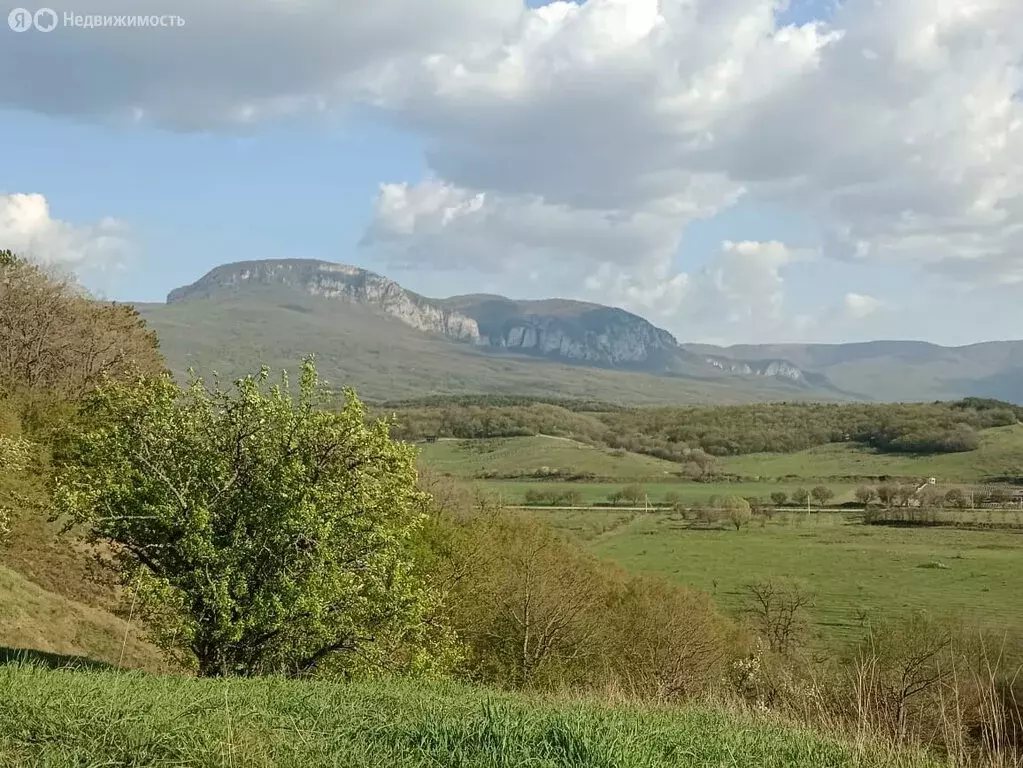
(382, 397, 1023, 462)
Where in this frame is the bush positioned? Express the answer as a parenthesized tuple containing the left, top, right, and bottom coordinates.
(944, 488, 970, 510)
(722, 496, 752, 531)
(54, 359, 450, 678)
(810, 486, 835, 507)
(854, 486, 875, 505)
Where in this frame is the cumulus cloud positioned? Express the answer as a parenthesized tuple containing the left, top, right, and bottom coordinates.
(4, 0, 1023, 342)
(0, 193, 127, 272)
(359, 0, 1023, 339)
(0, 0, 518, 130)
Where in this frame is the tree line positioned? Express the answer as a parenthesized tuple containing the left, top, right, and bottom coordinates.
(381, 397, 1020, 462)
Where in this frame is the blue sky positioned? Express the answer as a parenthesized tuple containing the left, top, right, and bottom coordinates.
(2, 0, 1021, 345)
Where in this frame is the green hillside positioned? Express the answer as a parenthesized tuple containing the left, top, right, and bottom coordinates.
(137, 294, 842, 405)
(0, 666, 937, 768)
(716, 424, 1023, 483)
(0, 566, 165, 671)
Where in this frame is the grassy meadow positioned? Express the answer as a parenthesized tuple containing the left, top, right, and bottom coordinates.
(0, 665, 939, 768)
(417, 430, 1023, 650)
(542, 510, 1023, 647)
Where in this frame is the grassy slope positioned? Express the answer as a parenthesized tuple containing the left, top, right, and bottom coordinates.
(0, 566, 166, 671)
(716, 424, 1023, 483)
(560, 511, 1023, 647)
(138, 295, 839, 405)
(0, 666, 937, 768)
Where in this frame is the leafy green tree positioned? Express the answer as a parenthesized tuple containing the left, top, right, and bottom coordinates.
(54, 359, 451, 678)
(770, 491, 788, 507)
(792, 487, 810, 507)
(722, 495, 752, 531)
(810, 485, 835, 508)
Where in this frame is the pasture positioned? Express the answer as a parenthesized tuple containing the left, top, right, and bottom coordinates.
(539, 509, 1023, 648)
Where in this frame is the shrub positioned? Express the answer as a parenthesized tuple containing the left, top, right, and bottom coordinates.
(722, 496, 752, 531)
(54, 359, 450, 678)
(810, 486, 835, 507)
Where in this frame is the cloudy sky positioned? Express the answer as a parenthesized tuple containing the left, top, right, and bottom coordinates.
(2, 0, 1021, 345)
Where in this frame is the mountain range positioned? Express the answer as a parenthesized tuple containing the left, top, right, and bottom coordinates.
(136, 259, 1023, 404)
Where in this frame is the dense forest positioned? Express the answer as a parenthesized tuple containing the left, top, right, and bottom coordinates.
(380, 396, 1023, 461)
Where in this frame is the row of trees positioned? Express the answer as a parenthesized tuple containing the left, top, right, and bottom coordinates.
(854, 484, 1020, 510)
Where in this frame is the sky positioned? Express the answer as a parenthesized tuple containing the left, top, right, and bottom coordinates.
(1, 0, 1022, 346)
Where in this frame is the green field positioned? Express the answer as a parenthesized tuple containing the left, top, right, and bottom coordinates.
(539, 510, 1023, 647)
(418, 427, 1023, 488)
(716, 424, 1023, 483)
(0, 665, 937, 767)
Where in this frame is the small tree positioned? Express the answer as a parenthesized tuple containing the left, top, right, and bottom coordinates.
(877, 483, 898, 507)
(723, 495, 752, 531)
(944, 488, 970, 510)
(854, 486, 876, 506)
(620, 484, 646, 507)
(607, 491, 624, 507)
(810, 485, 835, 508)
(792, 487, 810, 508)
(664, 490, 685, 513)
(681, 448, 714, 479)
(54, 359, 450, 678)
(743, 579, 815, 656)
(770, 491, 788, 507)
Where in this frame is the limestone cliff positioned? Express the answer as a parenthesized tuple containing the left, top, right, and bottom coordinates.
(167, 259, 480, 342)
(166, 259, 818, 386)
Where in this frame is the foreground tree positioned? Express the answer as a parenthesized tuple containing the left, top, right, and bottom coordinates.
(54, 358, 450, 677)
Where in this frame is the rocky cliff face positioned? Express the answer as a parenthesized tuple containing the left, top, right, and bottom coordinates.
(167, 259, 481, 342)
(466, 302, 683, 368)
(702, 355, 807, 382)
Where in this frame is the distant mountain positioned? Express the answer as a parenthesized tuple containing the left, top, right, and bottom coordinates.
(143, 258, 1023, 404)
(683, 341, 1023, 403)
(142, 259, 835, 404)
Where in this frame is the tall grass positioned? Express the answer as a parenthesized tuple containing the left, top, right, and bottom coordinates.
(0, 664, 941, 768)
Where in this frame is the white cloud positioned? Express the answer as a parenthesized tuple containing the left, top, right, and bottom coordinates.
(4, 0, 1023, 343)
(843, 292, 883, 320)
(359, 0, 1023, 341)
(0, 193, 127, 272)
(0, 0, 518, 130)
